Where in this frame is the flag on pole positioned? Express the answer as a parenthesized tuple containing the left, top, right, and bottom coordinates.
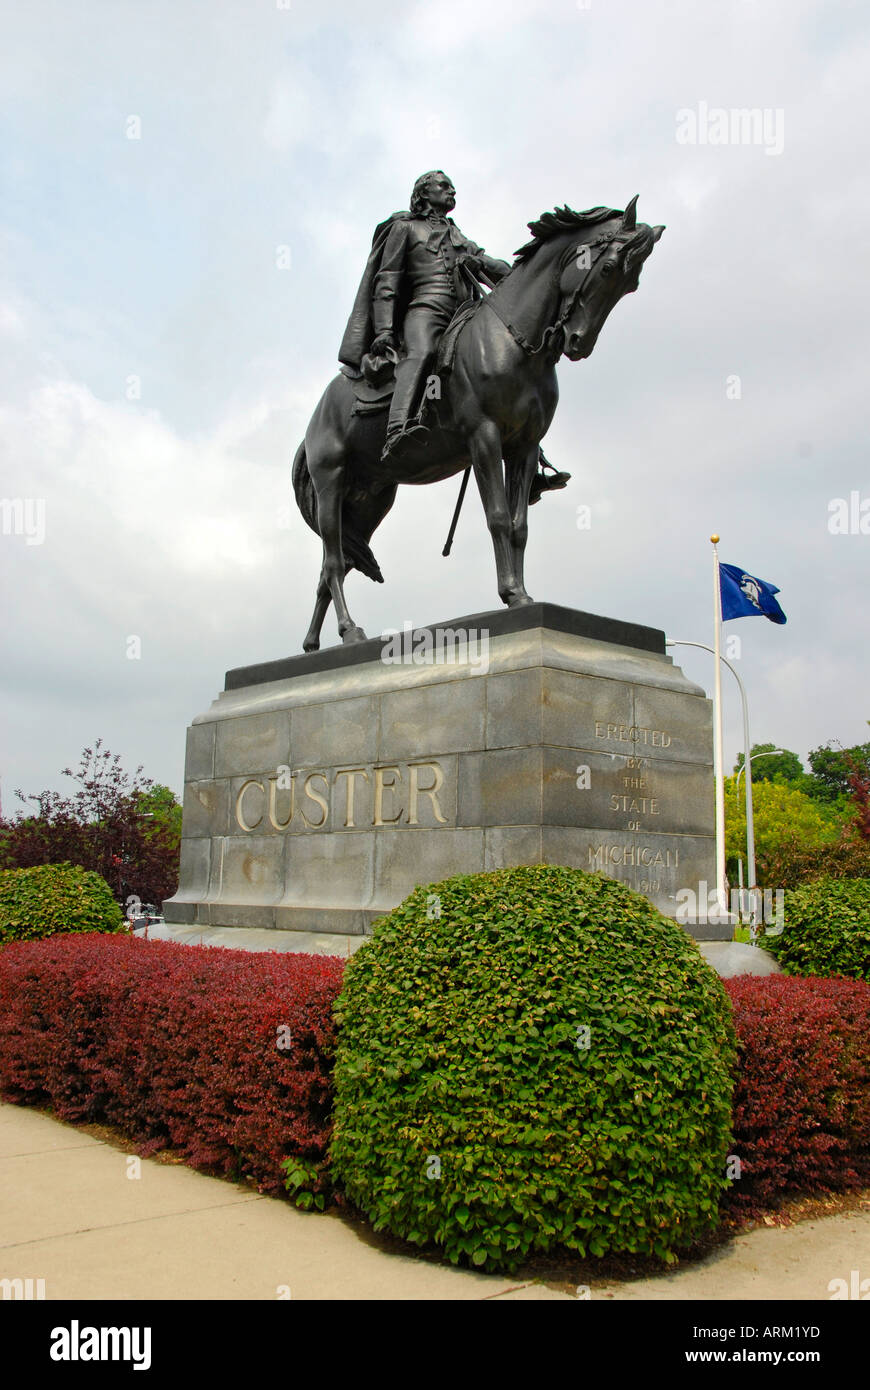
(719, 564, 787, 624)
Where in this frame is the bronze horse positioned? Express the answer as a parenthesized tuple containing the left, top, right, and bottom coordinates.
(292, 199, 664, 651)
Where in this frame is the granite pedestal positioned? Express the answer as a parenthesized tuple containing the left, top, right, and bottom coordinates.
(163, 604, 722, 944)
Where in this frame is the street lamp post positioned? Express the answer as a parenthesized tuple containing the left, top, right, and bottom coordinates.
(734, 750, 785, 925)
(736, 749, 786, 793)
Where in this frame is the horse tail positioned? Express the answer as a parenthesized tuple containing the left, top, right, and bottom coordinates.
(341, 529, 385, 584)
(291, 442, 384, 584)
(292, 441, 319, 537)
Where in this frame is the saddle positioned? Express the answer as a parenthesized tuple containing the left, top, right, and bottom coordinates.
(340, 299, 480, 417)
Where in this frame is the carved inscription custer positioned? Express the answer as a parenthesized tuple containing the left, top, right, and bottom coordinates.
(235, 761, 447, 832)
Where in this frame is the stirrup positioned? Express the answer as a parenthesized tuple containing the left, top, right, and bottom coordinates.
(381, 422, 429, 461)
(529, 467, 571, 505)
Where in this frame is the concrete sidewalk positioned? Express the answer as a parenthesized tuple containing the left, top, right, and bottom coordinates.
(1, 1103, 867, 1301)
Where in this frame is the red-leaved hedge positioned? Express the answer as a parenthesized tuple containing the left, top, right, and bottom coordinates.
(0, 933, 345, 1196)
(724, 974, 870, 1211)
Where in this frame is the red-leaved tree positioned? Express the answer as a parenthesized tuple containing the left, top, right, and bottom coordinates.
(846, 758, 870, 841)
(0, 741, 180, 909)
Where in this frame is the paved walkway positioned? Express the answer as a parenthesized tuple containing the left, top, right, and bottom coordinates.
(1, 1104, 867, 1301)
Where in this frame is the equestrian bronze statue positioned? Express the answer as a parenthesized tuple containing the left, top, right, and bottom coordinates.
(292, 172, 664, 651)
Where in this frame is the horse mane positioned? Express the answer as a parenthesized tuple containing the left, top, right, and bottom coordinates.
(513, 206, 622, 262)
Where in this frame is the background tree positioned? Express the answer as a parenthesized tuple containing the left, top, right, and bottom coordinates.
(724, 777, 847, 889)
(806, 739, 870, 803)
(760, 831, 870, 891)
(133, 783, 183, 844)
(730, 733, 870, 850)
(0, 741, 181, 909)
(733, 743, 806, 787)
(845, 754, 870, 842)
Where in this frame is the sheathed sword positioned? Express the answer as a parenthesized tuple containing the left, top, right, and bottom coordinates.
(442, 450, 570, 555)
(442, 467, 471, 557)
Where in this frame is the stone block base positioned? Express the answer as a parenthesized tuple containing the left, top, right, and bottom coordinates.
(164, 604, 725, 939)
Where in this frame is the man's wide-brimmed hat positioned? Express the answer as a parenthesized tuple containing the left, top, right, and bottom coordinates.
(361, 344, 398, 388)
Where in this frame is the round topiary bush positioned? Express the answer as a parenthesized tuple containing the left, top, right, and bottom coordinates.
(763, 876, 870, 980)
(330, 865, 737, 1272)
(0, 862, 124, 945)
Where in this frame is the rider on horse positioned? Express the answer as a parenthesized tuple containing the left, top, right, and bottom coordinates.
(338, 170, 570, 501)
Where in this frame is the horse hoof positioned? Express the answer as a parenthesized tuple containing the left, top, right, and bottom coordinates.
(302, 639, 320, 653)
(506, 593, 535, 609)
(341, 625, 368, 644)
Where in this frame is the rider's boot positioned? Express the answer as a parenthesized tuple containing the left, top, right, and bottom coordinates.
(381, 354, 432, 462)
(529, 450, 571, 505)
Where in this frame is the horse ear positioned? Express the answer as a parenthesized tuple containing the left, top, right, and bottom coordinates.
(622, 195, 638, 230)
(652, 224, 665, 242)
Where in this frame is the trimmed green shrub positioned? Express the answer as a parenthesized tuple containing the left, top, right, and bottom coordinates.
(330, 865, 737, 1272)
(0, 862, 124, 944)
(763, 877, 870, 980)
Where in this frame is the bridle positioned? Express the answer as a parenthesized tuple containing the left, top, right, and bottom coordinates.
(484, 227, 626, 358)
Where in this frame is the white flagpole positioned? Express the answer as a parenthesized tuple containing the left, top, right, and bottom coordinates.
(711, 535, 727, 915)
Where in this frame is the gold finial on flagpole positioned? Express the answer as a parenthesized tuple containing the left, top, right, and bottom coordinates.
(710, 533, 720, 544)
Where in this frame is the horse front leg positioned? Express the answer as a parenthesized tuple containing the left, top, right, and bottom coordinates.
(302, 572, 332, 652)
(504, 443, 540, 604)
(311, 465, 367, 644)
(469, 420, 531, 608)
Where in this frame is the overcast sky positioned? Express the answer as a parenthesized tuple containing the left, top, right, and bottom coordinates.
(1, 0, 868, 808)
